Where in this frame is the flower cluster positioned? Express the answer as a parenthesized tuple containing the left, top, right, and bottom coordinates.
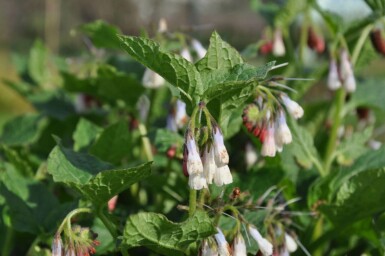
(52, 226, 100, 256)
(259, 28, 286, 56)
(199, 226, 273, 256)
(183, 125, 233, 190)
(327, 49, 356, 92)
(242, 93, 303, 157)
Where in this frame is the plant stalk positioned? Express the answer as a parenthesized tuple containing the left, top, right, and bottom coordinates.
(138, 123, 153, 161)
(189, 189, 197, 217)
(97, 206, 118, 239)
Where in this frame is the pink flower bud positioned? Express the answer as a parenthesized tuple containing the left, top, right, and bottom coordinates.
(261, 124, 276, 157)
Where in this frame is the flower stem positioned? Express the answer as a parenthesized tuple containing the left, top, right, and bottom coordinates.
(97, 206, 118, 239)
(138, 122, 153, 161)
(323, 88, 345, 175)
(1, 226, 14, 256)
(189, 189, 197, 217)
(57, 208, 92, 235)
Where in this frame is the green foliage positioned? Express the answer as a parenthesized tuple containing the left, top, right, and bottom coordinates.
(47, 142, 152, 204)
(122, 211, 216, 255)
(79, 20, 122, 49)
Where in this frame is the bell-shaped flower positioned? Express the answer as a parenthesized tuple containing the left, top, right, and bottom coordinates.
(214, 228, 231, 256)
(275, 111, 292, 150)
(213, 165, 233, 186)
(232, 232, 247, 256)
(52, 233, 63, 256)
(343, 72, 356, 93)
(202, 146, 216, 184)
(281, 94, 304, 119)
(213, 127, 229, 167)
(180, 48, 193, 62)
(273, 29, 286, 56)
(285, 233, 298, 253)
(175, 100, 188, 129)
(185, 135, 204, 175)
(327, 59, 341, 90)
(248, 226, 273, 256)
(188, 172, 208, 190)
(261, 124, 276, 157)
(200, 239, 219, 256)
(142, 68, 165, 89)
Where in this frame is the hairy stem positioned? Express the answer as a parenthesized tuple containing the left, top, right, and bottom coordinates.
(189, 189, 197, 217)
(97, 206, 118, 239)
(138, 123, 153, 161)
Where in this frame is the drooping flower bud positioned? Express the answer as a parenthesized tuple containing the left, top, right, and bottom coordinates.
(274, 111, 292, 150)
(248, 226, 273, 256)
(273, 29, 285, 56)
(260, 41, 273, 55)
(232, 233, 247, 256)
(339, 50, 356, 92)
(202, 146, 216, 184)
(213, 127, 229, 167)
(285, 233, 298, 253)
(142, 68, 165, 88)
(180, 48, 193, 62)
(280, 94, 304, 119)
(158, 18, 168, 33)
(214, 228, 231, 256)
(327, 59, 342, 90)
(185, 135, 204, 175)
(261, 124, 276, 157)
(343, 72, 356, 93)
(52, 233, 63, 256)
(108, 195, 118, 213)
(213, 165, 233, 186)
(191, 39, 207, 59)
(370, 29, 385, 56)
(166, 113, 177, 132)
(307, 27, 325, 53)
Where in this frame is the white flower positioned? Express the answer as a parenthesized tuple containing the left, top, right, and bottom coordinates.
(248, 226, 273, 256)
(273, 29, 285, 56)
(343, 72, 356, 93)
(180, 48, 193, 62)
(281, 94, 304, 119)
(185, 136, 203, 175)
(369, 139, 382, 150)
(214, 228, 231, 256)
(285, 233, 298, 253)
(261, 125, 276, 157)
(213, 127, 229, 167)
(142, 68, 165, 88)
(213, 165, 233, 186)
(202, 146, 216, 184)
(175, 100, 187, 129)
(327, 59, 341, 90)
(232, 233, 247, 256)
(166, 114, 177, 132)
(74, 94, 87, 113)
(188, 172, 208, 190)
(200, 239, 219, 256)
(191, 39, 207, 59)
(158, 18, 168, 33)
(52, 234, 63, 256)
(275, 111, 292, 150)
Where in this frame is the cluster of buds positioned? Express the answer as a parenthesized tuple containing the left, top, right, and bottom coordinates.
(243, 94, 303, 157)
(259, 29, 285, 56)
(182, 104, 233, 190)
(199, 226, 273, 256)
(370, 28, 385, 56)
(52, 226, 100, 256)
(307, 27, 325, 53)
(167, 99, 188, 132)
(327, 49, 356, 92)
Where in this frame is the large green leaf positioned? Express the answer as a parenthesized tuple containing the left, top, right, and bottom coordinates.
(80, 20, 122, 49)
(121, 211, 215, 255)
(28, 40, 47, 85)
(347, 79, 385, 112)
(118, 35, 203, 103)
(89, 121, 131, 164)
(0, 114, 47, 146)
(47, 143, 152, 204)
(0, 162, 73, 234)
(154, 129, 184, 152)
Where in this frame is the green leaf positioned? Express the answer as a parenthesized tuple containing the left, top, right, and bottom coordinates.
(28, 40, 47, 85)
(348, 79, 385, 112)
(79, 20, 122, 49)
(47, 144, 152, 204)
(0, 162, 72, 234)
(0, 114, 47, 146)
(73, 118, 102, 151)
(195, 31, 243, 72)
(118, 35, 203, 103)
(121, 210, 215, 255)
(286, 118, 321, 170)
(89, 121, 131, 164)
(154, 129, 184, 152)
(275, 0, 307, 27)
(335, 127, 372, 166)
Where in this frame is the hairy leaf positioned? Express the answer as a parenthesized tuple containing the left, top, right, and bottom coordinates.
(73, 118, 102, 151)
(80, 20, 122, 49)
